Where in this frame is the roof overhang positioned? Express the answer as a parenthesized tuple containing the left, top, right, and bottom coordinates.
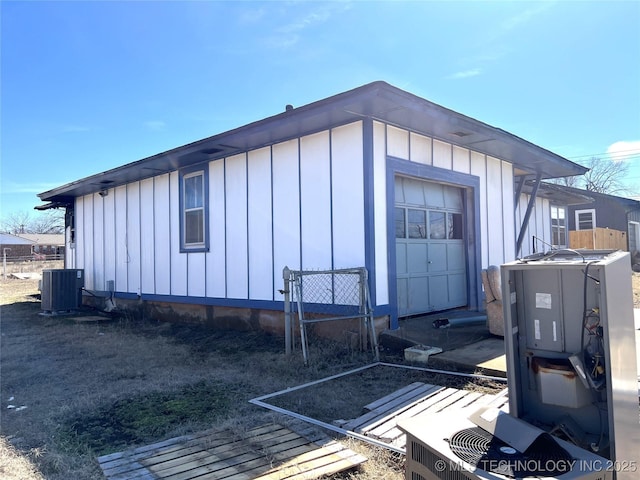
(38, 81, 588, 204)
(524, 182, 595, 206)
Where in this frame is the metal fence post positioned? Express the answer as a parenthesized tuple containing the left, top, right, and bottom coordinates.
(282, 266, 292, 356)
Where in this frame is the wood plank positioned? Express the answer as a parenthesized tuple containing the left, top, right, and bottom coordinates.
(343, 384, 442, 431)
(371, 389, 475, 445)
(362, 382, 426, 411)
(253, 441, 366, 479)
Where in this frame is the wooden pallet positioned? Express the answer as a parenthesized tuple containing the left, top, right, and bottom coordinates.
(97, 423, 367, 480)
(341, 382, 509, 450)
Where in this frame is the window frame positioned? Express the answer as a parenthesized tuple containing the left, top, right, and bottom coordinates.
(179, 166, 209, 253)
(550, 205, 567, 248)
(575, 208, 596, 231)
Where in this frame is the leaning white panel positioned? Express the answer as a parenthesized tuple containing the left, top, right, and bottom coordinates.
(300, 131, 332, 270)
(248, 147, 274, 301)
(225, 153, 249, 299)
(331, 122, 365, 269)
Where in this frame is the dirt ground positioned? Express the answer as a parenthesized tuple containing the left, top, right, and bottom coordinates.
(1, 278, 500, 480)
(1, 274, 638, 479)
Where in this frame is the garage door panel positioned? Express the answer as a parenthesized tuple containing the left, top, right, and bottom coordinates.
(396, 242, 408, 275)
(407, 242, 428, 273)
(447, 243, 465, 270)
(395, 175, 468, 316)
(448, 273, 467, 304)
(427, 243, 447, 271)
(428, 275, 449, 309)
(409, 276, 430, 312)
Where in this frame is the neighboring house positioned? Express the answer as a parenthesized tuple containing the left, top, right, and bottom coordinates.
(0, 233, 36, 258)
(17, 234, 65, 258)
(37, 81, 588, 331)
(550, 186, 640, 255)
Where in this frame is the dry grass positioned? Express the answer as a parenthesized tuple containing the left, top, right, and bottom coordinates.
(633, 272, 640, 308)
(0, 278, 408, 479)
(1, 273, 637, 480)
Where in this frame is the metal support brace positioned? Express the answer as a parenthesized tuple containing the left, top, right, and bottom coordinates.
(516, 172, 542, 256)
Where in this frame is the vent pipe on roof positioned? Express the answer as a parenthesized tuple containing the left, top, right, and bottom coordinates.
(285, 104, 294, 112)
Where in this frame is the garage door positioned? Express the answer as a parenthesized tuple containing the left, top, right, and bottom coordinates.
(395, 176, 467, 316)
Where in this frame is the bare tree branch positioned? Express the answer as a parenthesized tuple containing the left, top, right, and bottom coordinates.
(0, 210, 64, 234)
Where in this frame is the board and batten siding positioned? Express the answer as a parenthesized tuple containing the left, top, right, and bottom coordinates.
(376, 121, 516, 268)
(73, 122, 366, 304)
(515, 193, 552, 258)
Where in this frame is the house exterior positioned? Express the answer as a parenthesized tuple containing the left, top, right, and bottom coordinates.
(551, 186, 640, 256)
(0, 233, 36, 258)
(17, 234, 65, 258)
(37, 81, 587, 331)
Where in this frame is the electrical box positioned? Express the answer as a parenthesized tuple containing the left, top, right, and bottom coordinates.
(502, 250, 639, 479)
(41, 269, 84, 313)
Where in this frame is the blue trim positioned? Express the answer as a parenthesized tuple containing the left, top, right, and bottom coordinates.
(362, 118, 377, 307)
(114, 291, 396, 318)
(178, 164, 210, 253)
(385, 157, 483, 328)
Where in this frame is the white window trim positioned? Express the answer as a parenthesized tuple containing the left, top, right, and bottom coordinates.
(575, 208, 596, 231)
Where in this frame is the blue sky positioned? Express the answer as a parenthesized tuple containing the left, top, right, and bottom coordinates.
(2, 0, 639, 220)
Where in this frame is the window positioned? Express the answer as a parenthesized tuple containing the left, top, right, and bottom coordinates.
(551, 206, 567, 247)
(575, 209, 596, 231)
(180, 168, 209, 252)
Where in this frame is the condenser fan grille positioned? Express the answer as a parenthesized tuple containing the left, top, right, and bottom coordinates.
(448, 427, 574, 478)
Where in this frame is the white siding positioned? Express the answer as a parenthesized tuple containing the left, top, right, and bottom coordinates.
(114, 185, 128, 292)
(452, 146, 470, 174)
(248, 147, 273, 300)
(331, 122, 365, 268)
(410, 132, 432, 165)
(154, 174, 171, 295)
(188, 253, 206, 297)
(75, 196, 85, 275)
(432, 139, 452, 170)
(126, 182, 141, 295)
(92, 193, 104, 291)
(501, 161, 515, 261)
(300, 132, 332, 270)
(140, 178, 155, 294)
(83, 195, 94, 290)
(103, 190, 116, 290)
(169, 172, 187, 296)
(373, 121, 389, 304)
(470, 151, 489, 267)
(387, 125, 409, 160)
(225, 153, 249, 299)
(272, 139, 301, 297)
(516, 193, 553, 258)
(207, 161, 226, 298)
(486, 156, 504, 266)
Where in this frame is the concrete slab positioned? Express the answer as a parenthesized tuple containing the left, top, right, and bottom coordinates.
(436, 338, 506, 375)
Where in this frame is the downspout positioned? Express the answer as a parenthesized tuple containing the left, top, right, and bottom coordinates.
(515, 173, 542, 257)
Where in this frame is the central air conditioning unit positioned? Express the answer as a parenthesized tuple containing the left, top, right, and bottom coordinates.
(399, 407, 612, 480)
(41, 269, 84, 314)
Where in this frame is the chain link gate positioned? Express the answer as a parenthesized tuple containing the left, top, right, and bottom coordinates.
(282, 267, 380, 365)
